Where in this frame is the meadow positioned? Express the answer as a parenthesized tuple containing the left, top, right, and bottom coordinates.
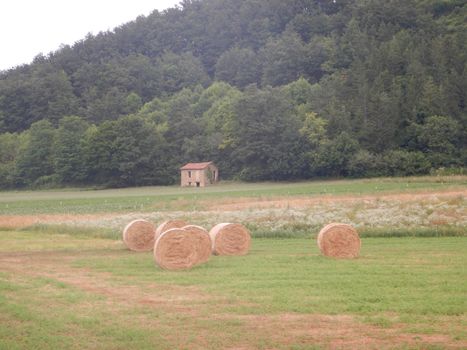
(0, 176, 466, 349)
(0, 176, 465, 215)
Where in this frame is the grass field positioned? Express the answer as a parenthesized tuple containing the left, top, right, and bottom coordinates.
(0, 176, 465, 215)
(0, 232, 466, 349)
(0, 176, 466, 349)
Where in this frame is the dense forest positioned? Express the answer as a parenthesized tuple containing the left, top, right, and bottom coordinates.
(0, 0, 465, 188)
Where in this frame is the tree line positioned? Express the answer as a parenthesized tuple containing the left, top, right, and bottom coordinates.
(0, 80, 463, 188)
(0, 0, 465, 188)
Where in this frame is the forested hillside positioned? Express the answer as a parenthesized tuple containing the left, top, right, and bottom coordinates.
(0, 0, 465, 188)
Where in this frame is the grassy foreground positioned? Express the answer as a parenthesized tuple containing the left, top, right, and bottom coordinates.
(0, 231, 466, 349)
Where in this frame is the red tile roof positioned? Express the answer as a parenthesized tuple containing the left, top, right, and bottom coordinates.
(180, 161, 213, 170)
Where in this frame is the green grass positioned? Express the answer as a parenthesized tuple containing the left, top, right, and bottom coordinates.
(0, 274, 169, 350)
(18, 224, 121, 240)
(250, 225, 467, 239)
(1, 175, 465, 215)
(0, 229, 121, 252)
(72, 237, 467, 316)
(359, 226, 467, 238)
(1, 230, 465, 349)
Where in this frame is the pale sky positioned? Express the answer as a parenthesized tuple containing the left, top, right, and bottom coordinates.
(0, 0, 181, 71)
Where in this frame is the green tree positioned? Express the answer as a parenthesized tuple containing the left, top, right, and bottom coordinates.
(0, 63, 78, 132)
(16, 120, 57, 186)
(347, 150, 383, 178)
(84, 115, 171, 187)
(309, 132, 360, 177)
(260, 30, 309, 86)
(215, 47, 261, 88)
(31, 63, 79, 125)
(299, 111, 327, 147)
(0, 132, 22, 188)
(383, 150, 431, 176)
(226, 86, 306, 180)
(123, 92, 143, 115)
(54, 116, 90, 184)
(197, 82, 242, 133)
(156, 52, 210, 95)
(416, 115, 463, 167)
(281, 77, 314, 106)
(85, 87, 129, 123)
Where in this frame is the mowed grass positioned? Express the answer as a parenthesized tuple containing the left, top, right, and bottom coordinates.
(72, 237, 467, 317)
(0, 229, 121, 252)
(0, 175, 465, 215)
(0, 230, 466, 349)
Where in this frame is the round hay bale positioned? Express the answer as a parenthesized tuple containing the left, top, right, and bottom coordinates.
(317, 223, 361, 258)
(182, 225, 212, 264)
(154, 228, 199, 270)
(155, 220, 187, 241)
(209, 223, 251, 256)
(122, 219, 156, 252)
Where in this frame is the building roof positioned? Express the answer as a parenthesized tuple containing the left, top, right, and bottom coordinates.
(180, 161, 213, 170)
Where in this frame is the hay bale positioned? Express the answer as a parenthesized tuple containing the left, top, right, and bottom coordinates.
(182, 225, 212, 264)
(122, 219, 156, 252)
(209, 223, 251, 256)
(154, 228, 199, 270)
(155, 220, 187, 240)
(317, 223, 361, 258)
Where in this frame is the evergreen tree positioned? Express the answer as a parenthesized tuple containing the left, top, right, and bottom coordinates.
(54, 116, 90, 184)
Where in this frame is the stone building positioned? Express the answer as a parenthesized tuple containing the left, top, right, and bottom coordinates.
(180, 162, 218, 187)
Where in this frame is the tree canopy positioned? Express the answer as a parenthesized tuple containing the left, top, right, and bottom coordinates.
(0, 0, 465, 188)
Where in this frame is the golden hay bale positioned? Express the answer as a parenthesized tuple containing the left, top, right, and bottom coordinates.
(154, 228, 199, 270)
(317, 223, 361, 258)
(122, 219, 156, 252)
(182, 225, 212, 264)
(209, 223, 251, 256)
(155, 220, 187, 241)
